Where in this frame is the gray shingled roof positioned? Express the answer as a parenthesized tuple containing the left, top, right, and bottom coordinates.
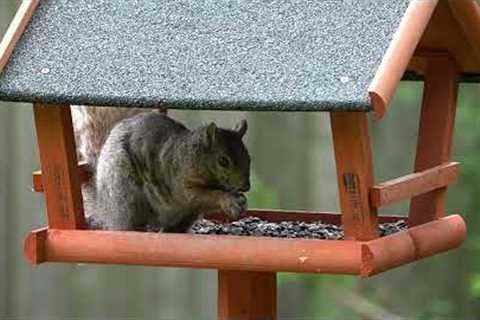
(0, 0, 411, 111)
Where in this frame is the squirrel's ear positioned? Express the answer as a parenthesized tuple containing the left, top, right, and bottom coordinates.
(203, 122, 217, 148)
(235, 119, 248, 138)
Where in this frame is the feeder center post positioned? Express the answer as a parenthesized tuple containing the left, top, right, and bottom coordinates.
(218, 270, 277, 320)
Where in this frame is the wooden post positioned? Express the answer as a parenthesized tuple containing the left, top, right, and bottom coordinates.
(218, 270, 276, 320)
(0, 0, 40, 75)
(158, 107, 168, 114)
(409, 56, 459, 226)
(33, 103, 85, 229)
(330, 112, 378, 240)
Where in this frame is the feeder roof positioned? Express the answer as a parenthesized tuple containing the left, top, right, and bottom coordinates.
(0, 0, 480, 115)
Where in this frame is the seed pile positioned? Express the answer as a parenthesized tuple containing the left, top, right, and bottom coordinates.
(191, 216, 408, 240)
(87, 215, 408, 239)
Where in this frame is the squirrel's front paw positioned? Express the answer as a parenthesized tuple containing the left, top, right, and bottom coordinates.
(221, 193, 247, 220)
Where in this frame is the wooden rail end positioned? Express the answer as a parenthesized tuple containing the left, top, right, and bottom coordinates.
(24, 228, 48, 265)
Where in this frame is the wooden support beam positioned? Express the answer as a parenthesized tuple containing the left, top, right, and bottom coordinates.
(32, 161, 91, 192)
(448, 0, 480, 65)
(368, 0, 438, 118)
(158, 107, 168, 114)
(24, 226, 363, 273)
(23, 215, 466, 276)
(415, 1, 480, 75)
(330, 112, 378, 241)
(23, 227, 47, 265)
(409, 56, 459, 226)
(370, 162, 459, 208)
(361, 214, 466, 277)
(0, 0, 39, 75)
(33, 104, 86, 229)
(218, 270, 277, 320)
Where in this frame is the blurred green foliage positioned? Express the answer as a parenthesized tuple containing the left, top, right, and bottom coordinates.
(247, 173, 280, 209)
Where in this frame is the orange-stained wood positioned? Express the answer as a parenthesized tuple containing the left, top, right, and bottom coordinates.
(370, 162, 459, 208)
(23, 227, 47, 265)
(218, 271, 276, 320)
(375, 0, 480, 116)
(23, 215, 465, 276)
(0, 0, 39, 75)
(409, 57, 459, 226)
(24, 228, 363, 274)
(448, 0, 480, 65)
(408, 50, 460, 76)
(368, 0, 438, 118)
(32, 161, 91, 193)
(330, 112, 378, 241)
(33, 104, 86, 229)
(414, 1, 480, 75)
(407, 55, 428, 76)
(361, 214, 466, 277)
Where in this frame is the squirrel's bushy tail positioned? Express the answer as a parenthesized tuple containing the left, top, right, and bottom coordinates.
(71, 105, 148, 224)
(71, 105, 147, 170)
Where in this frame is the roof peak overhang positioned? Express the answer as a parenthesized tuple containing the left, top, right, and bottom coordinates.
(369, 0, 480, 119)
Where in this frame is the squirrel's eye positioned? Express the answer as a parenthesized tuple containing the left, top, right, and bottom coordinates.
(218, 156, 230, 168)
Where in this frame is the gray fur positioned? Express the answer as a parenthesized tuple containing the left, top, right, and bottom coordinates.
(91, 112, 250, 232)
(71, 105, 147, 167)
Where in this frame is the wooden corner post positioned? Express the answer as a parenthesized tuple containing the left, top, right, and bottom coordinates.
(330, 112, 378, 240)
(218, 270, 277, 320)
(33, 103, 85, 229)
(409, 55, 459, 226)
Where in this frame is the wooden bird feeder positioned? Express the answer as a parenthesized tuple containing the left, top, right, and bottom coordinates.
(0, 0, 477, 319)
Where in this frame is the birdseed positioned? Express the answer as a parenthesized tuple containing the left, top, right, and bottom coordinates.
(190, 216, 408, 240)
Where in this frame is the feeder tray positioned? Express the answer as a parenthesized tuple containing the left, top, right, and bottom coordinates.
(1, 1, 478, 319)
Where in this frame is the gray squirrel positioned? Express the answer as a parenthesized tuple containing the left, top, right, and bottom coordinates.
(71, 106, 251, 232)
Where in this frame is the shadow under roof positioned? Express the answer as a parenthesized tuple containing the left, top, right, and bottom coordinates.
(0, 0, 411, 111)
